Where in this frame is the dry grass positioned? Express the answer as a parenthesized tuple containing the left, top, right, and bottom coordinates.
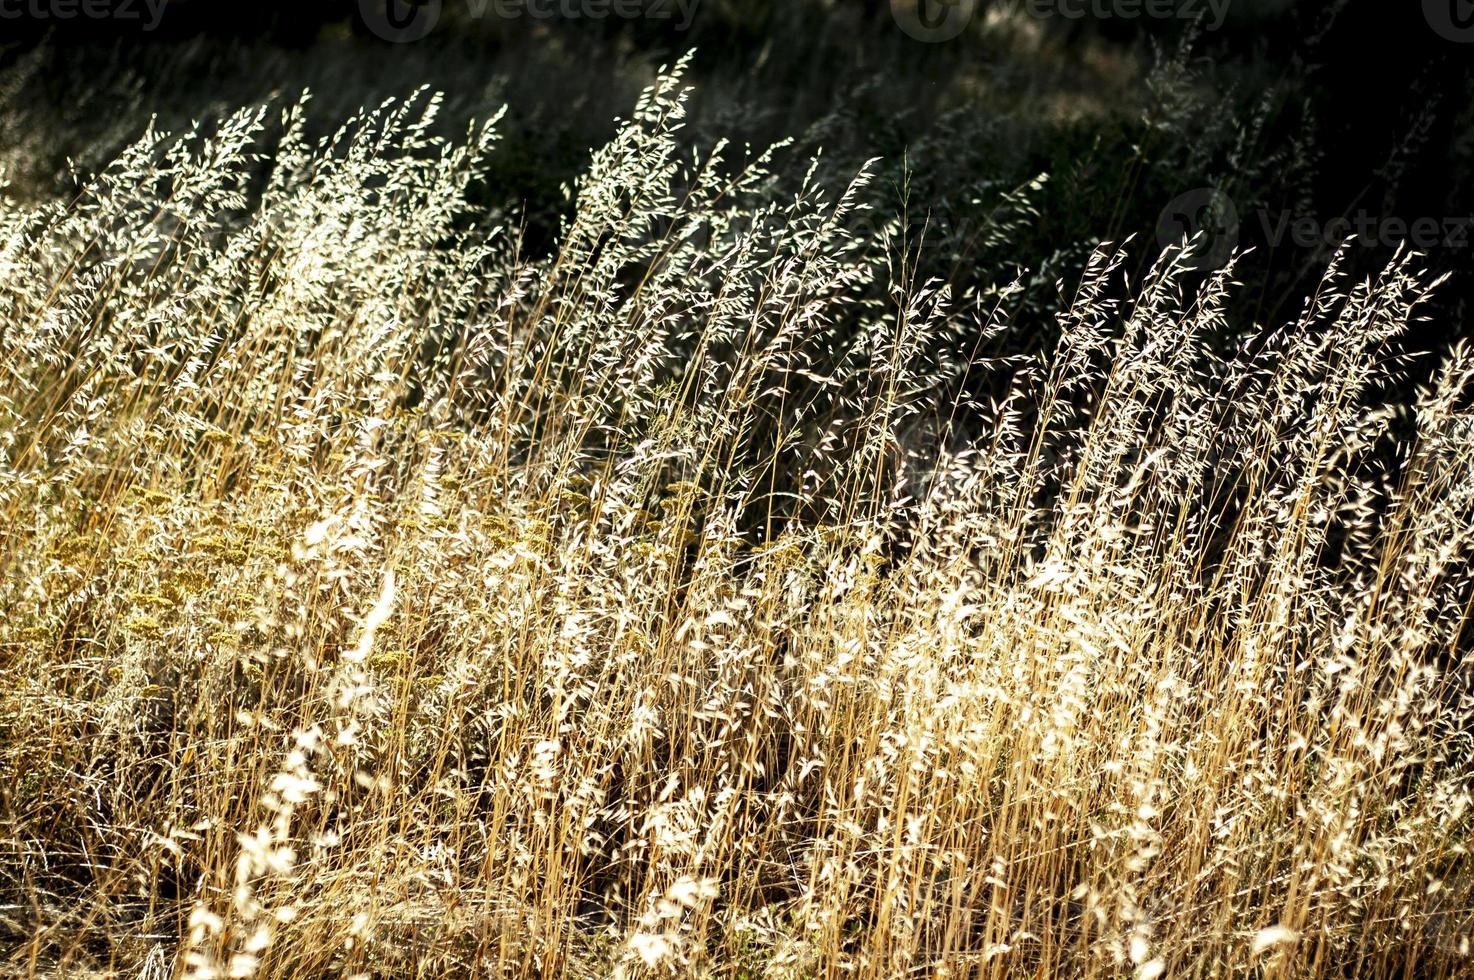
(1, 62, 1472, 979)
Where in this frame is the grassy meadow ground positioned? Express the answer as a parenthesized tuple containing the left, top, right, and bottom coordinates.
(2, 5, 1474, 978)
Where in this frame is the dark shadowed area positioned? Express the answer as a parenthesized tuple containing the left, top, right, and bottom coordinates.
(3, 1, 1471, 352)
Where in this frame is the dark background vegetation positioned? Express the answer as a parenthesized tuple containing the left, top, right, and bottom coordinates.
(3, 0, 1471, 365)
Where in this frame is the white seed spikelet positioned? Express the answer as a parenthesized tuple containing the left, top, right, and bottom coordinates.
(348, 569, 397, 664)
(1252, 927, 1300, 956)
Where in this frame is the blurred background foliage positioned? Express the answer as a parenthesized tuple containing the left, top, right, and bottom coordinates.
(2, 0, 1470, 361)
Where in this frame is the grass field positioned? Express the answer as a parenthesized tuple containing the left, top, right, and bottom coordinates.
(1, 27, 1472, 980)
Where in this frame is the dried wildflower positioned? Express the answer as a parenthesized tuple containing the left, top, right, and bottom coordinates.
(123, 615, 165, 639)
